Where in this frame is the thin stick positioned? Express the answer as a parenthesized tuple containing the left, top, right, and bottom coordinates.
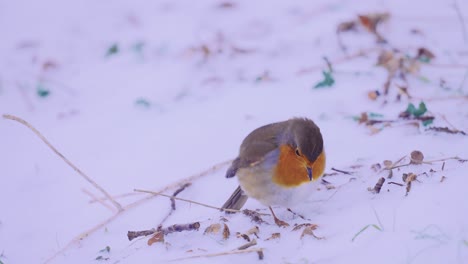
(423, 156, 462, 164)
(3, 114, 123, 211)
(160, 183, 192, 225)
(331, 167, 353, 175)
(81, 188, 115, 213)
(134, 189, 241, 213)
(453, 0, 468, 44)
(168, 248, 264, 262)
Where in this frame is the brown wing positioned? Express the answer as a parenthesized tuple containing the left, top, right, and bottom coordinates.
(222, 121, 287, 211)
(225, 121, 286, 178)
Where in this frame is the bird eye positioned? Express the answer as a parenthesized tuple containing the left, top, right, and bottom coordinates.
(295, 148, 301, 156)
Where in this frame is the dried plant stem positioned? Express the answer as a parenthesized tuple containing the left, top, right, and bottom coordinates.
(3, 114, 123, 211)
(44, 160, 231, 263)
(134, 189, 241, 213)
(423, 156, 462, 164)
(158, 183, 192, 225)
(331, 167, 353, 175)
(81, 188, 115, 213)
(168, 248, 264, 262)
(453, 0, 468, 44)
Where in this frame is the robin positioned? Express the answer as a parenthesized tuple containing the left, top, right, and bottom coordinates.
(221, 118, 326, 227)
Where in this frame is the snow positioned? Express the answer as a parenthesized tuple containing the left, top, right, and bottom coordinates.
(1, 0, 468, 263)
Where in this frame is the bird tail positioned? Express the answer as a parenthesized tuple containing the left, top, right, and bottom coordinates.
(221, 185, 248, 212)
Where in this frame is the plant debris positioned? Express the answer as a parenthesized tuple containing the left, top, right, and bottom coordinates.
(314, 70, 335, 88)
(127, 222, 200, 242)
(368, 177, 385, 193)
(265, 233, 281, 241)
(410, 150, 424, 165)
(403, 173, 418, 196)
(242, 209, 266, 224)
(426, 126, 467, 135)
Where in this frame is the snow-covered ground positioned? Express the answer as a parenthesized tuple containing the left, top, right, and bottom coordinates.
(1, 0, 468, 263)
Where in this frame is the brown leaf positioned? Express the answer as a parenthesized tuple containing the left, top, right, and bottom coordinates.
(147, 231, 164, 246)
(265, 233, 281, 241)
(222, 223, 230, 240)
(416, 47, 435, 61)
(236, 232, 251, 242)
(300, 225, 323, 240)
(410, 150, 424, 164)
(204, 223, 222, 235)
(292, 223, 318, 232)
(337, 21, 357, 33)
(383, 160, 393, 169)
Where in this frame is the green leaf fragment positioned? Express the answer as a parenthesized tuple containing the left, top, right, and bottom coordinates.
(106, 43, 119, 57)
(37, 83, 50, 98)
(135, 98, 151, 108)
(406, 102, 427, 117)
(314, 71, 335, 88)
(368, 112, 384, 118)
(422, 119, 433, 126)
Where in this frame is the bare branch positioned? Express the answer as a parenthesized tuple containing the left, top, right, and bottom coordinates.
(3, 114, 123, 211)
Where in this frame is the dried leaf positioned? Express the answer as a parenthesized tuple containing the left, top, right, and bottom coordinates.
(147, 231, 164, 246)
(222, 223, 230, 240)
(265, 232, 281, 241)
(292, 223, 318, 232)
(236, 232, 251, 242)
(204, 223, 222, 235)
(416, 47, 435, 63)
(383, 160, 393, 169)
(337, 21, 357, 33)
(371, 163, 382, 172)
(410, 150, 424, 164)
(245, 226, 260, 237)
(300, 225, 323, 240)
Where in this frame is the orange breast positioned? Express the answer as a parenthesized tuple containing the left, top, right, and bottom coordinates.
(272, 145, 326, 188)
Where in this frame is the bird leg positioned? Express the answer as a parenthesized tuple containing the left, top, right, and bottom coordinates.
(269, 206, 290, 227)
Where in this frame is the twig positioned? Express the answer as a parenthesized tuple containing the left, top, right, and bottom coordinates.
(297, 47, 380, 75)
(168, 247, 264, 262)
(127, 229, 156, 241)
(159, 183, 192, 225)
(3, 114, 123, 211)
(81, 189, 115, 213)
(127, 222, 201, 241)
(43, 159, 231, 263)
(134, 189, 241, 213)
(388, 182, 404, 187)
(453, 0, 468, 44)
(331, 167, 353, 175)
(368, 177, 385, 193)
(424, 156, 463, 164)
(171, 183, 191, 210)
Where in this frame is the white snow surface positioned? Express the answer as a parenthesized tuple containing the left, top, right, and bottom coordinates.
(1, 0, 468, 263)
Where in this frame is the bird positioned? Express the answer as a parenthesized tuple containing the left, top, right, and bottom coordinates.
(221, 118, 326, 227)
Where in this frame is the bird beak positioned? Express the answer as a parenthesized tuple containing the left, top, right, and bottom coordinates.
(306, 167, 313, 181)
